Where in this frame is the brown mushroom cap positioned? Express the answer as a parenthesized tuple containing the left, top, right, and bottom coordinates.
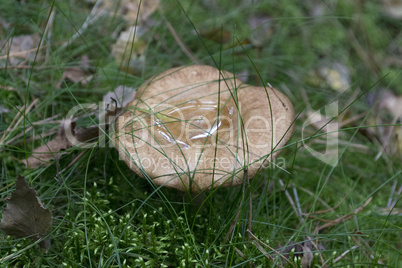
(115, 65, 294, 192)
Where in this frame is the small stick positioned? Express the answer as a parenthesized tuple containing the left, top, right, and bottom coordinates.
(314, 196, 373, 234)
(61, 0, 105, 49)
(223, 209, 241, 244)
(278, 179, 300, 223)
(246, 169, 252, 241)
(305, 194, 348, 215)
(0, 99, 38, 144)
(43, 7, 56, 61)
(59, 149, 88, 174)
(306, 236, 325, 266)
(223, 168, 248, 244)
(292, 186, 304, 223)
(0, 46, 48, 60)
(390, 186, 402, 209)
(247, 229, 295, 268)
(297, 185, 333, 211)
(387, 179, 397, 208)
(333, 245, 359, 263)
(164, 18, 198, 63)
(252, 240, 273, 262)
(0, 85, 17, 91)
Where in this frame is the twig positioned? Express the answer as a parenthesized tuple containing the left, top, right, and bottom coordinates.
(247, 229, 295, 268)
(314, 196, 373, 234)
(0, 85, 18, 91)
(375, 114, 400, 161)
(348, 29, 379, 75)
(234, 247, 256, 267)
(306, 236, 325, 266)
(0, 115, 61, 146)
(252, 240, 273, 262)
(246, 169, 252, 241)
(305, 194, 348, 215)
(297, 186, 333, 211)
(224, 168, 249, 244)
(234, 247, 246, 259)
(224, 209, 240, 244)
(333, 245, 359, 263)
(390, 186, 402, 209)
(292, 186, 304, 223)
(59, 149, 88, 174)
(278, 179, 301, 223)
(44, 7, 56, 61)
(0, 46, 47, 60)
(164, 18, 198, 63)
(387, 179, 398, 208)
(0, 99, 39, 145)
(0, 65, 33, 70)
(61, 0, 105, 50)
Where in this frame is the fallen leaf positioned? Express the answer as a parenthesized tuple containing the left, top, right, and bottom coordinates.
(376, 206, 402, 216)
(56, 68, 93, 89)
(379, 89, 402, 119)
(277, 241, 314, 268)
(0, 105, 10, 114)
(111, 26, 148, 74)
(317, 62, 351, 93)
(102, 0, 160, 25)
(383, 0, 402, 19)
(307, 0, 326, 17)
(200, 28, 232, 44)
(22, 120, 72, 168)
(248, 15, 273, 47)
(23, 119, 102, 168)
(370, 89, 402, 160)
(0, 18, 11, 30)
(72, 123, 102, 144)
(103, 85, 137, 108)
(0, 175, 52, 252)
(0, 35, 38, 67)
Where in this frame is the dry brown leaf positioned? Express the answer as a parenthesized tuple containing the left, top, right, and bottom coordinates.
(373, 89, 402, 159)
(277, 241, 314, 268)
(56, 68, 93, 89)
(23, 120, 101, 168)
(0, 35, 38, 66)
(199, 28, 232, 44)
(376, 206, 402, 216)
(111, 26, 148, 74)
(379, 90, 402, 119)
(102, 0, 160, 24)
(383, 0, 402, 19)
(22, 121, 73, 168)
(318, 62, 351, 93)
(55, 55, 93, 89)
(0, 175, 52, 252)
(103, 85, 137, 109)
(248, 15, 273, 47)
(314, 196, 373, 234)
(0, 105, 10, 114)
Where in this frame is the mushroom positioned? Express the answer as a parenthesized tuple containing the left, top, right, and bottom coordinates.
(115, 65, 294, 192)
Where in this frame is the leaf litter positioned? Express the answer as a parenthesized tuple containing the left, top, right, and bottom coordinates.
(106, 0, 160, 74)
(0, 35, 38, 67)
(23, 86, 135, 168)
(56, 55, 94, 89)
(0, 175, 52, 252)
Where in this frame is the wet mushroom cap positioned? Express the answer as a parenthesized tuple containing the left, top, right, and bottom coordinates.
(115, 65, 294, 192)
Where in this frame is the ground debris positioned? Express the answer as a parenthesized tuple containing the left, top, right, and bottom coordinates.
(0, 175, 52, 252)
